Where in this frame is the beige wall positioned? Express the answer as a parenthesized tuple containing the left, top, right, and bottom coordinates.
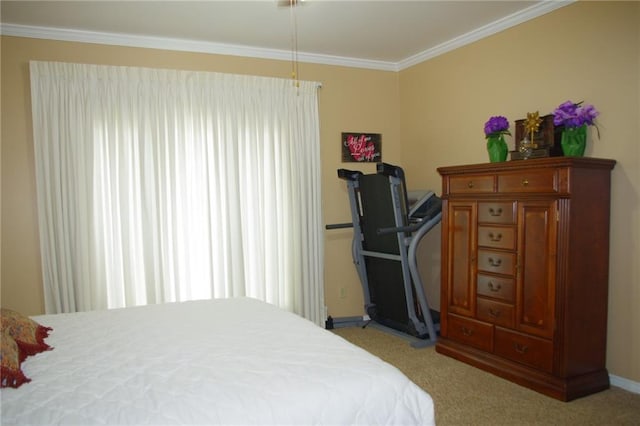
(400, 1, 639, 383)
(0, 37, 401, 319)
(1, 1, 638, 383)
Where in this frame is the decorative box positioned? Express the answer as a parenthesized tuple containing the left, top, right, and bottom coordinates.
(510, 114, 563, 160)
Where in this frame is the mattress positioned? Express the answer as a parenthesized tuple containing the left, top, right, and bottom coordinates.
(1, 297, 435, 425)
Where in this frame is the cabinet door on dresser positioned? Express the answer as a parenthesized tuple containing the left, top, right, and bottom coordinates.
(443, 200, 476, 318)
(516, 200, 558, 339)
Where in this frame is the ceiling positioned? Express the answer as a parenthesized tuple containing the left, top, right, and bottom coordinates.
(0, 1, 571, 71)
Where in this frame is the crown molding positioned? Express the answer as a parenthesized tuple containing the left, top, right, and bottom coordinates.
(398, 0, 574, 70)
(0, 23, 398, 71)
(1, 1, 572, 73)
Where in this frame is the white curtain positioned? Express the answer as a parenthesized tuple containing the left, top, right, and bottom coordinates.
(29, 61, 324, 325)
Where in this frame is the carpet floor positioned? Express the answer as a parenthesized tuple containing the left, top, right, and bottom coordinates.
(332, 325, 640, 425)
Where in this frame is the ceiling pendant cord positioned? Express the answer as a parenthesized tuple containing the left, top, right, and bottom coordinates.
(289, 0, 300, 89)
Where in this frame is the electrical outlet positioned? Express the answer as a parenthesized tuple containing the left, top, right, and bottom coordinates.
(339, 287, 346, 299)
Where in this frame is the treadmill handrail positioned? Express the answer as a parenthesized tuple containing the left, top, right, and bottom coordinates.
(376, 210, 437, 235)
(325, 222, 354, 230)
(376, 222, 422, 235)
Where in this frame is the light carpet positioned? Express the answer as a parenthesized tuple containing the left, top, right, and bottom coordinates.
(333, 325, 640, 425)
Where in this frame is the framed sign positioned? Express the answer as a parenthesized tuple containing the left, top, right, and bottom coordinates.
(341, 132, 381, 162)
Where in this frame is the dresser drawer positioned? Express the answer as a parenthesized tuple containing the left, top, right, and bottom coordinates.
(447, 314, 493, 352)
(448, 174, 494, 194)
(477, 298, 514, 328)
(478, 202, 515, 224)
(478, 225, 516, 250)
(477, 250, 515, 275)
(494, 327, 553, 373)
(497, 169, 557, 193)
(477, 274, 514, 302)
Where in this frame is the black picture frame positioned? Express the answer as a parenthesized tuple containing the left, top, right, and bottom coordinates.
(341, 132, 382, 162)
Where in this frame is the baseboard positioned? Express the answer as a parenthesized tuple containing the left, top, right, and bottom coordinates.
(610, 374, 640, 395)
(326, 315, 368, 329)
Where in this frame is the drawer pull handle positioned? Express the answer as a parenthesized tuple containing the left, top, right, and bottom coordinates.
(467, 181, 474, 188)
(488, 257, 502, 267)
(488, 281, 502, 292)
(489, 308, 501, 318)
(488, 232, 502, 242)
(488, 207, 503, 216)
(461, 326, 474, 337)
(522, 179, 529, 186)
(514, 343, 529, 354)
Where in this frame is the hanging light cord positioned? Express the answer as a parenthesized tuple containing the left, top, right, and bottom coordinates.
(289, 0, 300, 88)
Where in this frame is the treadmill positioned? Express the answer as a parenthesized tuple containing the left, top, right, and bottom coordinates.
(327, 162, 442, 347)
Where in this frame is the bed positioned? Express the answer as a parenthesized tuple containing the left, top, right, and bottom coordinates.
(1, 297, 435, 425)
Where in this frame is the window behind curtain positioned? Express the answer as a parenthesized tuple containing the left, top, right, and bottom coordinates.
(29, 61, 325, 326)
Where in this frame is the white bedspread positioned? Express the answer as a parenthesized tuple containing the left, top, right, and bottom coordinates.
(1, 297, 435, 425)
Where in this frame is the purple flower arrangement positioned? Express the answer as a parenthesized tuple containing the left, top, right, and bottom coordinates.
(553, 101, 599, 129)
(484, 116, 511, 139)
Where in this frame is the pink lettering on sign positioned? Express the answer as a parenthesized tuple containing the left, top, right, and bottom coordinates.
(344, 133, 381, 162)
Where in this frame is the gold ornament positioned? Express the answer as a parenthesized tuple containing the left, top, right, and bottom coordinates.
(523, 111, 542, 147)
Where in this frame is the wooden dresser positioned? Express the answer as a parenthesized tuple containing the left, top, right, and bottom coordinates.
(436, 157, 616, 401)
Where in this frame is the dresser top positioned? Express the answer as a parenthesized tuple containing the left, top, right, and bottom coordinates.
(437, 157, 616, 176)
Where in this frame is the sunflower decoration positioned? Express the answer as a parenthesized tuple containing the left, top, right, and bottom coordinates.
(523, 111, 542, 148)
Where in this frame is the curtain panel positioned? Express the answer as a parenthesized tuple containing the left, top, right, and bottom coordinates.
(29, 61, 324, 326)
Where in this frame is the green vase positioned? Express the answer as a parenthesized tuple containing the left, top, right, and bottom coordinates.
(487, 135, 508, 162)
(561, 125, 587, 157)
